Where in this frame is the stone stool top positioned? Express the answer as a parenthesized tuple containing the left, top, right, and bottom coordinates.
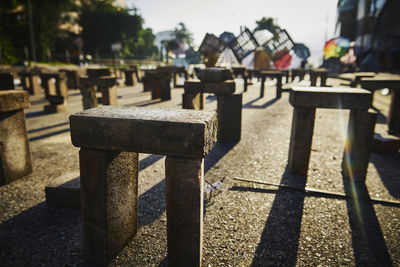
(184, 80, 235, 95)
(359, 77, 400, 90)
(260, 70, 284, 76)
(197, 68, 233, 82)
(70, 106, 217, 158)
(80, 76, 118, 87)
(290, 86, 372, 109)
(0, 90, 30, 112)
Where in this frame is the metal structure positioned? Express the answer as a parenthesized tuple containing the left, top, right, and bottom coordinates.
(227, 27, 259, 63)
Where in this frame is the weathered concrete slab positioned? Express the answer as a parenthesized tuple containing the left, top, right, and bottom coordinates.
(70, 106, 218, 158)
(0, 91, 30, 112)
(290, 87, 372, 109)
(197, 68, 233, 82)
(184, 80, 235, 95)
(0, 91, 32, 184)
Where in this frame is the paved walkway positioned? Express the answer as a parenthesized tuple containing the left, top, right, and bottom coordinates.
(0, 75, 399, 266)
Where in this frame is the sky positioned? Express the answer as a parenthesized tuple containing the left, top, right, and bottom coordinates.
(126, 0, 339, 65)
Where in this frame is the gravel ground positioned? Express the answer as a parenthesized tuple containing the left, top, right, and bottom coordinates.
(0, 74, 399, 266)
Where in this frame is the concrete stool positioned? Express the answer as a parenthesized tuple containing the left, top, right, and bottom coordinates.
(0, 91, 32, 185)
(172, 66, 188, 88)
(232, 66, 249, 92)
(290, 68, 307, 82)
(184, 78, 242, 142)
(259, 70, 284, 98)
(86, 68, 111, 79)
(123, 68, 137, 86)
(339, 72, 376, 87)
(288, 87, 376, 182)
(309, 68, 328, 86)
(18, 71, 41, 95)
(0, 73, 15, 90)
(281, 69, 290, 83)
(60, 69, 80, 89)
(142, 70, 171, 101)
(70, 106, 217, 266)
(40, 72, 68, 113)
(79, 77, 118, 108)
(360, 78, 400, 135)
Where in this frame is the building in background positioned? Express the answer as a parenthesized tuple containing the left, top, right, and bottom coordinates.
(336, 0, 400, 72)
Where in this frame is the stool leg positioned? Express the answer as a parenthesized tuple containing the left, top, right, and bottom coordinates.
(288, 107, 316, 174)
(388, 89, 400, 135)
(342, 109, 377, 182)
(79, 149, 138, 265)
(276, 77, 282, 99)
(217, 93, 242, 142)
(260, 77, 266, 98)
(165, 156, 203, 267)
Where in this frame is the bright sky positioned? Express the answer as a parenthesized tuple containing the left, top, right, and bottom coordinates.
(127, 0, 339, 65)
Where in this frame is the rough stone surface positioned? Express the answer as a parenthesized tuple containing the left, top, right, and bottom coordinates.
(290, 87, 372, 109)
(165, 156, 204, 267)
(0, 109, 32, 184)
(0, 91, 30, 112)
(342, 109, 378, 182)
(70, 106, 218, 158)
(80, 149, 138, 265)
(184, 80, 235, 95)
(288, 107, 316, 174)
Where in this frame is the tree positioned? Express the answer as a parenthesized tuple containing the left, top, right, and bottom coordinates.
(79, 0, 156, 58)
(255, 17, 281, 34)
(173, 22, 193, 47)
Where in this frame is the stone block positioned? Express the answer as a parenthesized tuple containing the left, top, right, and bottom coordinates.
(290, 87, 372, 110)
(166, 156, 204, 266)
(342, 109, 377, 182)
(0, 91, 30, 112)
(60, 69, 80, 89)
(18, 71, 41, 95)
(288, 107, 316, 174)
(70, 106, 218, 158)
(44, 104, 66, 113)
(197, 68, 233, 82)
(372, 133, 400, 154)
(0, 91, 32, 184)
(0, 73, 15, 90)
(123, 70, 137, 86)
(184, 80, 235, 95)
(217, 93, 242, 142)
(80, 149, 138, 264)
(182, 92, 203, 110)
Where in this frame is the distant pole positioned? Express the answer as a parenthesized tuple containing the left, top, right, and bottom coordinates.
(27, 0, 37, 63)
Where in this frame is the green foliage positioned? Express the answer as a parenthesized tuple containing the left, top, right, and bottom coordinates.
(173, 22, 193, 46)
(80, 0, 156, 58)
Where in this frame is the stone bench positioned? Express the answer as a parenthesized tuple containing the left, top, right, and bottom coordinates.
(309, 68, 328, 87)
(18, 71, 41, 95)
(70, 106, 217, 266)
(338, 72, 376, 87)
(0, 91, 32, 185)
(288, 87, 376, 182)
(259, 70, 284, 98)
(172, 66, 188, 88)
(60, 69, 80, 89)
(290, 68, 307, 82)
(40, 72, 68, 113)
(183, 68, 242, 142)
(231, 66, 249, 92)
(359, 78, 400, 135)
(142, 70, 171, 100)
(122, 68, 138, 86)
(0, 73, 15, 90)
(79, 76, 118, 109)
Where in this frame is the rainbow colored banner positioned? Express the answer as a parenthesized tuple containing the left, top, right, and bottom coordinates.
(324, 37, 350, 59)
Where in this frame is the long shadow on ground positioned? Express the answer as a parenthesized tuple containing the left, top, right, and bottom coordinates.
(343, 178, 393, 266)
(370, 152, 400, 198)
(243, 97, 278, 109)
